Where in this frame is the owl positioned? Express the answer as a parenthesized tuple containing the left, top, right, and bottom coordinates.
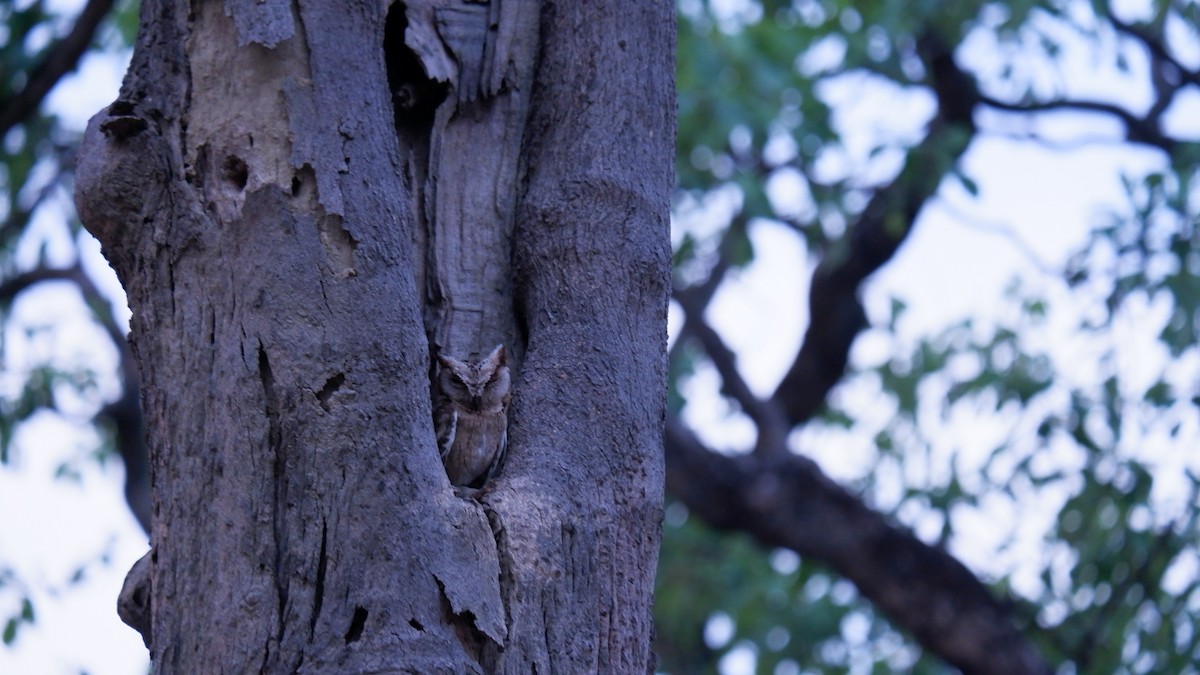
(434, 344, 511, 489)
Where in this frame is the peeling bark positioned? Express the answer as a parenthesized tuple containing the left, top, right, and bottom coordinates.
(76, 0, 671, 671)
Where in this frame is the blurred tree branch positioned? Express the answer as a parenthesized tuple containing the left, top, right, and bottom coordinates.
(0, 0, 115, 138)
(664, 418, 1053, 675)
(662, 32, 1059, 673)
(0, 263, 148, 532)
(979, 11, 1197, 154)
(979, 95, 1178, 152)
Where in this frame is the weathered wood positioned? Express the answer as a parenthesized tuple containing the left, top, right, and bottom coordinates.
(75, 0, 672, 671)
(401, 0, 540, 363)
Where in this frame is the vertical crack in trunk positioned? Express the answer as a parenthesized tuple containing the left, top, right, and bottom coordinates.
(344, 606, 368, 644)
(310, 518, 328, 640)
(481, 503, 515, 670)
(258, 341, 288, 639)
(383, 1, 447, 350)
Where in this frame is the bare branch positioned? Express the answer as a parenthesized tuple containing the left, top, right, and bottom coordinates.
(663, 33, 1055, 673)
(936, 201, 1057, 274)
(979, 127, 1133, 152)
(0, 265, 80, 301)
(0, 0, 117, 138)
(666, 212, 738, 371)
(1108, 14, 1200, 89)
(978, 95, 1177, 153)
(0, 262, 148, 531)
(770, 34, 979, 426)
(671, 211, 791, 454)
(664, 417, 1054, 675)
(71, 263, 148, 532)
(672, 286, 790, 455)
(0, 165, 68, 249)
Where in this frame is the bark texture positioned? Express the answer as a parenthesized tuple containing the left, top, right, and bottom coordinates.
(74, 0, 671, 671)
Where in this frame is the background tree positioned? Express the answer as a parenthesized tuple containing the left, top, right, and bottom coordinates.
(657, 0, 1199, 673)
(0, 0, 144, 657)
(2, 0, 1199, 673)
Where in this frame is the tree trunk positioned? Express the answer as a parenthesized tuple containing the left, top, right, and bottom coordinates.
(74, 0, 673, 671)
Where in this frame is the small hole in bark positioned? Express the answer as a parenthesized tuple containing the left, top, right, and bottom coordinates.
(345, 606, 368, 643)
(108, 100, 136, 116)
(291, 164, 316, 198)
(409, 618, 424, 631)
(316, 372, 345, 412)
(223, 155, 248, 190)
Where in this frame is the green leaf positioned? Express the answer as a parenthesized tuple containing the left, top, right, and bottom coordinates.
(1144, 380, 1171, 407)
(724, 221, 755, 268)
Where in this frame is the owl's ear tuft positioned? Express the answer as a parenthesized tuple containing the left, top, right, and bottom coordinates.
(485, 344, 507, 367)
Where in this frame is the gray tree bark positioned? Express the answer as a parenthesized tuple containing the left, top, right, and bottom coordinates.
(74, 0, 673, 671)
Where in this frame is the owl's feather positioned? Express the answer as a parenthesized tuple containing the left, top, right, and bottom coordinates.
(434, 344, 510, 489)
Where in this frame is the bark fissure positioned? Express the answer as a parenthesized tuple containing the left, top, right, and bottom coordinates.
(309, 519, 327, 640)
(484, 505, 513, 624)
(257, 639, 270, 675)
(258, 341, 288, 638)
(384, 3, 445, 140)
(344, 606, 367, 644)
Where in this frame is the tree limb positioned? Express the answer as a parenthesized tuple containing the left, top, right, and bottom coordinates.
(0, 162, 68, 250)
(977, 96, 1177, 153)
(0, 266, 79, 300)
(664, 418, 1053, 675)
(662, 33, 1055, 672)
(1107, 13, 1200, 89)
(0, 262, 149, 532)
(771, 33, 978, 426)
(0, 0, 116, 138)
(673, 285, 790, 455)
(72, 266, 149, 533)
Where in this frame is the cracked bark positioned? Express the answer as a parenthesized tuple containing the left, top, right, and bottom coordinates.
(75, 0, 671, 671)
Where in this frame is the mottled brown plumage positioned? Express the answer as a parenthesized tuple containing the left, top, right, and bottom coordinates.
(434, 344, 510, 489)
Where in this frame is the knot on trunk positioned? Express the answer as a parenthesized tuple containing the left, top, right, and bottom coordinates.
(117, 549, 154, 650)
(74, 100, 170, 282)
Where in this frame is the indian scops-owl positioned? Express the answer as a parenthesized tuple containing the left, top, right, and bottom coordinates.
(434, 344, 511, 489)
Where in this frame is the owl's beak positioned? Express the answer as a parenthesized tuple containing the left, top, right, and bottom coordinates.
(472, 395, 482, 411)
